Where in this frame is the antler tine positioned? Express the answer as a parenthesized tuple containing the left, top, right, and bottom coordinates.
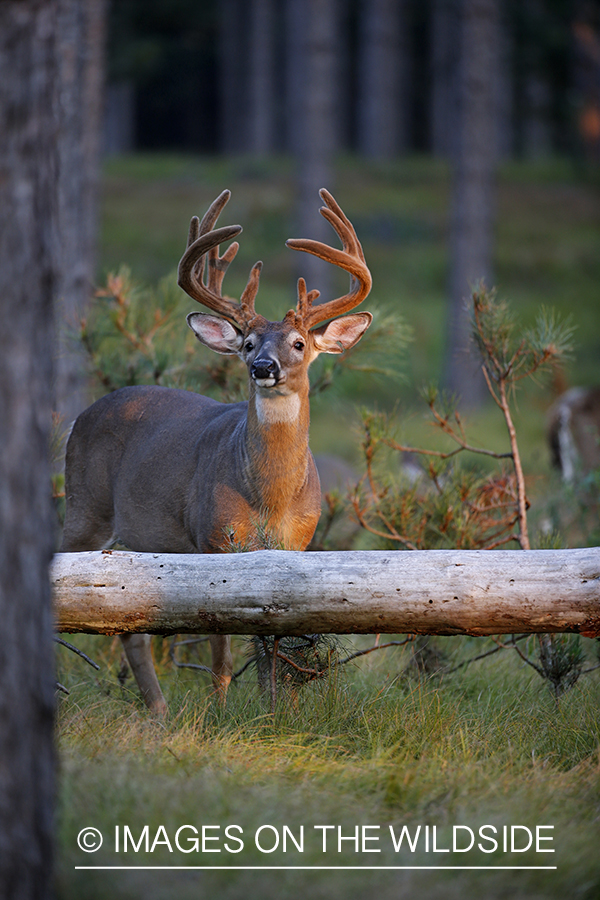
(187, 215, 200, 249)
(285, 189, 372, 330)
(294, 277, 321, 321)
(178, 190, 261, 327)
(185, 189, 234, 260)
(198, 188, 232, 237)
(318, 188, 365, 261)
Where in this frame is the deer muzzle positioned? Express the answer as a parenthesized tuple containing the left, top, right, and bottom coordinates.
(251, 357, 280, 386)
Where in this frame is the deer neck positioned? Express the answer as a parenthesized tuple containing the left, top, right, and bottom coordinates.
(243, 382, 312, 511)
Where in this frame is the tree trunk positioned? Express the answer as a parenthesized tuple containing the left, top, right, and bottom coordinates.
(103, 81, 135, 156)
(219, 0, 248, 154)
(248, 0, 276, 155)
(289, 0, 341, 297)
(0, 3, 58, 897)
(53, 548, 600, 639)
(357, 0, 406, 159)
(430, 0, 460, 157)
(284, 0, 306, 154)
(55, 0, 107, 424)
(445, 0, 500, 407)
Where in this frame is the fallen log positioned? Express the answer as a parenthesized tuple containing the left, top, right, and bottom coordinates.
(51, 548, 600, 638)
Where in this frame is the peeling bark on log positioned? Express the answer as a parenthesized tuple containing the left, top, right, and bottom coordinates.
(51, 549, 600, 638)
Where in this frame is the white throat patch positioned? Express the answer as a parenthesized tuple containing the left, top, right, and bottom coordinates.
(255, 392, 301, 425)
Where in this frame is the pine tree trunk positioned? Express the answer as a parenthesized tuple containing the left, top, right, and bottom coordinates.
(55, 0, 106, 424)
(445, 0, 500, 407)
(430, 0, 460, 157)
(249, 0, 276, 155)
(290, 0, 341, 296)
(219, 0, 249, 153)
(284, 0, 306, 153)
(357, 0, 405, 159)
(0, 2, 58, 896)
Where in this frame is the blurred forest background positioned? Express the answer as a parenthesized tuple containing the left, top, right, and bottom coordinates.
(54, 0, 600, 474)
(106, 0, 597, 160)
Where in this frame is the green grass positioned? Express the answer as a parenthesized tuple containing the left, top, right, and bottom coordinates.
(56, 632, 600, 899)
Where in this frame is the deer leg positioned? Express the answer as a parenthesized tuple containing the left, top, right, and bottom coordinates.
(209, 635, 233, 703)
(120, 633, 168, 717)
(62, 509, 168, 716)
(62, 524, 168, 716)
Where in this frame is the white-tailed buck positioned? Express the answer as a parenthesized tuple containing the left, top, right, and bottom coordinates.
(61, 189, 372, 715)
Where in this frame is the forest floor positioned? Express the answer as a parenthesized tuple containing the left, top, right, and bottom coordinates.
(55, 630, 600, 899)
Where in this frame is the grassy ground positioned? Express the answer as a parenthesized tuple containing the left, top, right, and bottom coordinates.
(54, 154, 600, 898)
(56, 631, 600, 899)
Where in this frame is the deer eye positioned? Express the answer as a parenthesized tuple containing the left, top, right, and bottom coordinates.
(294, 340, 305, 351)
(244, 340, 254, 352)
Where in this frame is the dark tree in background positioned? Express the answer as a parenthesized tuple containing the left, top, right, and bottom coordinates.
(108, 0, 219, 152)
(511, 0, 579, 158)
(55, 0, 107, 424)
(0, 2, 58, 897)
(430, 0, 460, 157)
(219, 0, 247, 154)
(249, 0, 277, 154)
(445, 0, 501, 406)
(292, 0, 342, 297)
(106, 0, 599, 163)
(285, 0, 306, 152)
(101, 1, 600, 403)
(357, 0, 406, 159)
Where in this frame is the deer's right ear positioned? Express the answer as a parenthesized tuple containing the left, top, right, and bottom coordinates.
(187, 312, 244, 355)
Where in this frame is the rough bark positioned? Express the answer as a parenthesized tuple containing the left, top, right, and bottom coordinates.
(53, 549, 600, 639)
(0, 2, 58, 896)
(445, 0, 500, 407)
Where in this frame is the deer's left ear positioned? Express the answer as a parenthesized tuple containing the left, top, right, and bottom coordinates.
(312, 312, 373, 354)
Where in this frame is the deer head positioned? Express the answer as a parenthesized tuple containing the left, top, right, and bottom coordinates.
(178, 189, 373, 399)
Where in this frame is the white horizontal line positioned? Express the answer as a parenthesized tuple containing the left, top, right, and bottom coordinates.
(75, 866, 558, 871)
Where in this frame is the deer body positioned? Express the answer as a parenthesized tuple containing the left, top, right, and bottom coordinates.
(64, 384, 320, 555)
(61, 190, 372, 715)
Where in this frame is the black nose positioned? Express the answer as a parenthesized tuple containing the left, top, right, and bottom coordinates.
(251, 358, 279, 380)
